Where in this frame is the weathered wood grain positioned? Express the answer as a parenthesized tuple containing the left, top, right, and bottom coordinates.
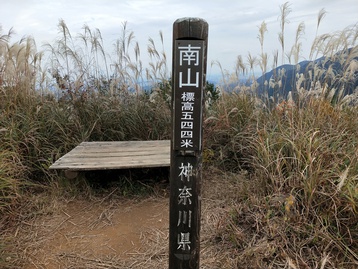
(49, 140, 170, 171)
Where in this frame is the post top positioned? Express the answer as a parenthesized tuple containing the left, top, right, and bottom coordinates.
(173, 17, 208, 41)
(174, 17, 208, 24)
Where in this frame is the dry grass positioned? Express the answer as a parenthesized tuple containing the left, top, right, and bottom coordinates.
(206, 96, 358, 268)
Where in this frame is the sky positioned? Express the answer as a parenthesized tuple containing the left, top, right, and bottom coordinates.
(1, 0, 358, 80)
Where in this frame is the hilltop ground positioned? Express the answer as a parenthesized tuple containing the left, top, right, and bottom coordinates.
(1, 167, 242, 269)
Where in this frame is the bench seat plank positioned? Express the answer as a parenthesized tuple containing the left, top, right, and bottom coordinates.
(49, 140, 170, 171)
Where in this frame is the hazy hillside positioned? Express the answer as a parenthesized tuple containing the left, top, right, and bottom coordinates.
(256, 46, 358, 99)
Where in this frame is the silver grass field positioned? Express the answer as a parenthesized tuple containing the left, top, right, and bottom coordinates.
(1, 4, 358, 268)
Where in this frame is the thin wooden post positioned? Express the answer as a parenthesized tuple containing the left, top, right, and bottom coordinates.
(169, 17, 208, 269)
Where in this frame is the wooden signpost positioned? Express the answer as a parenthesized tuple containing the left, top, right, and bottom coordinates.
(169, 17, 208, 269)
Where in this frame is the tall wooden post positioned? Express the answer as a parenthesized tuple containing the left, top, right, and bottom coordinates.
(169, 17, 208, 269)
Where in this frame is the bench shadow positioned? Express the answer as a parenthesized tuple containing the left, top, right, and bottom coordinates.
(83, 167, 170, 195)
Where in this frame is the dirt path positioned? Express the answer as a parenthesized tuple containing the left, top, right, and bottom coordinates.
(2, 168, 241, 268)
(10, 197, 169, 269)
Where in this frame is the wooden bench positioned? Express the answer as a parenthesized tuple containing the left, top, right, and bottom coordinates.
(49, 140, 170, 178)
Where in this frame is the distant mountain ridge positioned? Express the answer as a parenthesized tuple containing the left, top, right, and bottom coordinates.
(255, 46, 358, 99)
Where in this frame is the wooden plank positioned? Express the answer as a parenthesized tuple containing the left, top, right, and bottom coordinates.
(57, 156, 170, 165)
(57, 153, 168, 160)
(64, 149, 169, 157)
(52, 156, 169, 169)
(49, 140, 170, 171)
(64, 144, 169, 156)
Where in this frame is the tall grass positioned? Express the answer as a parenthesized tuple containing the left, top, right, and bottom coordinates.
(0, 149, 24, 210)
(212, 96, 358, 268)
(203, 5, 358, 268)
(205, 74, 358, 267)
(0, 20, 171, 195)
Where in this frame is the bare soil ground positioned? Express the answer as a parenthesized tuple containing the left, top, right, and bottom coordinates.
(1, 168, 242, 268)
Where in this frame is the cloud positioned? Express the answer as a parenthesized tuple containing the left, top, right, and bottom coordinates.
(1, 0, 357, 77)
